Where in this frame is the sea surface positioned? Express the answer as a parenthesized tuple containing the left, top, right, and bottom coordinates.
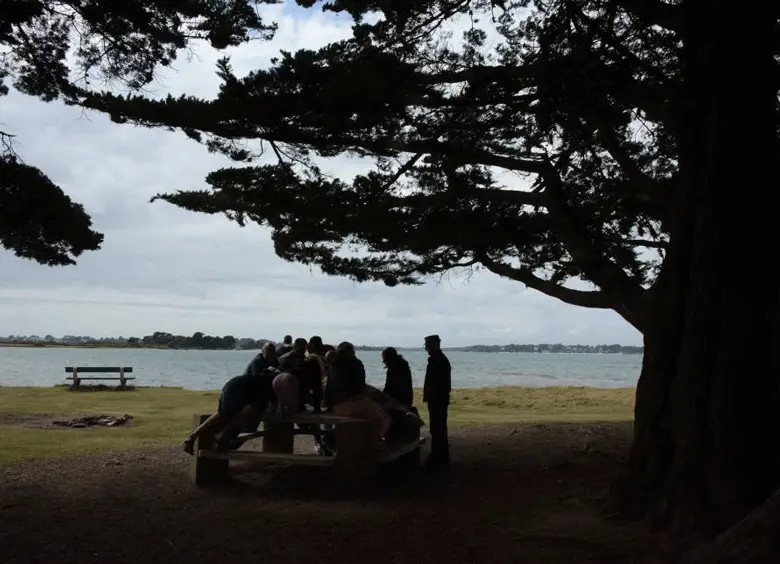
(0, 348, 642, 390)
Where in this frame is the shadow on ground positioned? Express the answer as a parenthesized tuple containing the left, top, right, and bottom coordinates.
(0, 422, 675, 564)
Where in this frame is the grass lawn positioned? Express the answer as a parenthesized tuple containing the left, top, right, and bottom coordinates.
(0, 385, 635, 465)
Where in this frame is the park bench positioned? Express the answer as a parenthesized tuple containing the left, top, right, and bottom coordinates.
(65, 366, 135, 389)
(189, 411, 427, 490)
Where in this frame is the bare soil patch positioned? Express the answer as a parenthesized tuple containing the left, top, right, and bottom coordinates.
(0, 412, 63, 428)
(0, 412, 134, 429)
(0, 422, 677, 564)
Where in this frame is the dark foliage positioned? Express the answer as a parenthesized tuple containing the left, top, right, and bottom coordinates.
(0, 152, 102, 265)
(0, 0, 278, 265)
(73, 0, 738, 332)
(139, 330, 240, 349)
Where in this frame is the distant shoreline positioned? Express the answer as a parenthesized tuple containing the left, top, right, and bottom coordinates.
(0, 342, 169, 350)
(0, 341, 643, 354)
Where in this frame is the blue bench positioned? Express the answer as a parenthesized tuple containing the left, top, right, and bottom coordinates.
(65, 366, 135, 389)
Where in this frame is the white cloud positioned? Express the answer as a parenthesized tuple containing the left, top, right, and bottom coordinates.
(0, 2, 642, 346)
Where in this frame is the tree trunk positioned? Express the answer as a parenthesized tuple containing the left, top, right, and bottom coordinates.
(610, 0, 780, 537)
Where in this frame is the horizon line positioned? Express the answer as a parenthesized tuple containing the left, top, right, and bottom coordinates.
(1, 335, 644, 349)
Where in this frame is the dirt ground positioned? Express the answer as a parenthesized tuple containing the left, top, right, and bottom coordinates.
(0, 422, 679, 564)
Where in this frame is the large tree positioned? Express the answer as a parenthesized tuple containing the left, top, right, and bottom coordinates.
(79, 0, 779, 534)
(0, 0, 277, 265)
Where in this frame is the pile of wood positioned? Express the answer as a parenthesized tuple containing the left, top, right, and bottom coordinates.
(52, 414, 133, 428)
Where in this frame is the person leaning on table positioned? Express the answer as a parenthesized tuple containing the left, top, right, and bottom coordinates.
(182, 342, 279, 455)
(327, 342, 392, 442)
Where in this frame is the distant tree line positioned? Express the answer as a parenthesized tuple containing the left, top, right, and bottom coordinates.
(134, 331, 267, 350)
(459, 344, 643, 354)
(1, 334, 642, 353)
(0, 333, 272, 350)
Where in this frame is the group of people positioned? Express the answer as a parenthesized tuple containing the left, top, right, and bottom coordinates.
(182, 334, 452, 469)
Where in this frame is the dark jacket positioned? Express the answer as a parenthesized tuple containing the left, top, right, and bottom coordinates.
(278, 349, 305, 372)
(328, 356, 367, 406)
(243, 353, 279, 399)
(423, 351, 451, 404)
(244, 353, 278, 378)
(296, 357, 324, 408)
(383, 358, 413, 408)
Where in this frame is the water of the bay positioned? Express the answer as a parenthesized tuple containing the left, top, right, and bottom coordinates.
(0, 347, 642, 390)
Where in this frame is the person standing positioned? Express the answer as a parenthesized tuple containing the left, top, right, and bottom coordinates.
(276, 335, 293, 356)
(422, 334, 451, 468)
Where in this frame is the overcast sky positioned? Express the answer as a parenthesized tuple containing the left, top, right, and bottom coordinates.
(0, 2, 643, 347)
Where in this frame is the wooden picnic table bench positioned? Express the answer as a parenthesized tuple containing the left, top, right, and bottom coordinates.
(189, 411, 426, 490)
(65, 366, 135, 389)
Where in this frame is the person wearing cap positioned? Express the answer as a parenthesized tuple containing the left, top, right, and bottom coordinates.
(423, 334, 451, 467)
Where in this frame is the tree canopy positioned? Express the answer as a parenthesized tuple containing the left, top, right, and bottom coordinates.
(77, 0, 707, 332)
(1, 0, 276, 265)
(74, 2, 780, 536)
(14, 0, 780, 538)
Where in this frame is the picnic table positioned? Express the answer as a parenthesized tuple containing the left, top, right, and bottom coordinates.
(189, 410, 426, 490)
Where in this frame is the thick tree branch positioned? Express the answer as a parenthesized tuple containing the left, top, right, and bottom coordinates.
(260, 126, 549, 174)
(84, 93, 548, 175)
(476, 252, 613, 309)
(579, 108, 672, 222)
(541, 158, 646, 329)
(427, 64, 674, 126)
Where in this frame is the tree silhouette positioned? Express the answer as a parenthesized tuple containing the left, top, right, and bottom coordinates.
(75, 0, 780, 538)
(0, 0, 276, 265)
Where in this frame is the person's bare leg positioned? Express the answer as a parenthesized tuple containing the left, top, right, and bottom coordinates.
(214, 405, 264, 451)
(183, 412, 228, 455)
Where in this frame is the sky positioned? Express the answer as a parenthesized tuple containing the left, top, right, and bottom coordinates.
(0, 1, 643, 347)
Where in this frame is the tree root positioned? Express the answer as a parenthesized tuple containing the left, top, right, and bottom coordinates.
(682, 488, 780, 564)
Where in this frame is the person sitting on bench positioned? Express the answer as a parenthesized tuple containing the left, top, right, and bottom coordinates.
(328, 342, 392, 441)
(182, 345, 280, 455)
